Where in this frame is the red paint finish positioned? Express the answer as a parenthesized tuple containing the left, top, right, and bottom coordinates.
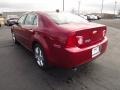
(11, 12, 108, 68)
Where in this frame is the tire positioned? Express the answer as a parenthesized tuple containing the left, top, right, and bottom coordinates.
(12, 33, 19, 44)
(34, 44, 48, 69)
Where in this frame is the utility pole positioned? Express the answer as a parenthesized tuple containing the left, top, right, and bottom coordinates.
(78, 1, 81, 15)
(63, 0, 64, 11)
(114, 1, 117, 15)
(101, 0, 104, 15)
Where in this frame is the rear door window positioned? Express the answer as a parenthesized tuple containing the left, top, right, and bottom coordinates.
(33, 16, 38, 25)
(25, 14, 36, 25)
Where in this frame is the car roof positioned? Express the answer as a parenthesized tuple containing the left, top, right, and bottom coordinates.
(23, 11, 68, 16)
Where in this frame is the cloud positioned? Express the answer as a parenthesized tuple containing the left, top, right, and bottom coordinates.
(0, 2, 32, 9)
(80, 0, 120, 14)
(0, 0, 119, 14)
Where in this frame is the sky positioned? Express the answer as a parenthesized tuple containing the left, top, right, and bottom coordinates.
(0, 0, 120, 14)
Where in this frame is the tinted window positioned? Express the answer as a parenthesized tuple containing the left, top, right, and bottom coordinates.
(18, 15, 27, 24)
(25, 14, 35, 25)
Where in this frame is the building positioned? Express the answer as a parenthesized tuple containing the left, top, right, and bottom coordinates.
(2, 11, 26, 18)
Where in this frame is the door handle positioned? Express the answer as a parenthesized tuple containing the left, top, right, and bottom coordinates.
(29, 29, 33, 32)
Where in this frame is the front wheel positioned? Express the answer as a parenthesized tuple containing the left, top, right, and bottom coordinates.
(12, 33, 18, 44)
(34, 44, 48, 69)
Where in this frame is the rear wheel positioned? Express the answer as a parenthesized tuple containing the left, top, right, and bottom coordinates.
(34, 44, 48, 69)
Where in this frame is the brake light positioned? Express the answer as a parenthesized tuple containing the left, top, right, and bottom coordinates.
(66, 35, 83, 48)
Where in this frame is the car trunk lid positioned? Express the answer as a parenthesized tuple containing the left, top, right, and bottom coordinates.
(76, 26, 106, 48)
(60, 23, 106, 48)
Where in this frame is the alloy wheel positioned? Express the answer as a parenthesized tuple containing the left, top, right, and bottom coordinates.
(12, 33, 16, 43)
(34, 46, 45, 67)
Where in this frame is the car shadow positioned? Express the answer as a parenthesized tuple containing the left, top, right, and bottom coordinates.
(44, 62, 96, 82)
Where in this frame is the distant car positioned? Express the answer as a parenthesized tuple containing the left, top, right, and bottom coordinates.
(97, 15, 102, 19)
(114, 15, 120, 19)
(11, 12, 108, 69)
(6, 18, 18, 26)
(87, 15, 98, 20)
(5, 15, 19, 26)
(80, 15, 88, 20)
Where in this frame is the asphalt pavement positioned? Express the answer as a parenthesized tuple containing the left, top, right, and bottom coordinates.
(0, 21, 120, 90)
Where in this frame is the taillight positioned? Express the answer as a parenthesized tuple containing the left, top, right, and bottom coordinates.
(66, 35, 77, 48)
(66, 35, 83, 48)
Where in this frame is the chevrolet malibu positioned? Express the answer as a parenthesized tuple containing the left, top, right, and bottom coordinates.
(11, 12, 108, 69)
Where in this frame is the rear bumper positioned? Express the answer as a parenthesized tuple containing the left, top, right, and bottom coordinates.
(52, 37, 108, 68)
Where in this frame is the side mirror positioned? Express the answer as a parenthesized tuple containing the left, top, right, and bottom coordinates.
(14, 21, 19, 25)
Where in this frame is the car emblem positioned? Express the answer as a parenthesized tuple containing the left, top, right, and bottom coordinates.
(85, 39, 91, 43)
(93, 30, 97, 34)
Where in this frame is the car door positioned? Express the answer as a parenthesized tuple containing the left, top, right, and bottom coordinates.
(22, 13, 38, 49)
(13, 14, 27, 43)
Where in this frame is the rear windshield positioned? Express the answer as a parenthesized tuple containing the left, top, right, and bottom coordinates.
(47, 12, 88, 24)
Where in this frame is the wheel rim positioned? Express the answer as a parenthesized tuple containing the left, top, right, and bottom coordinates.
(12, 33, 15, 42)
(34, 47, 44, 67)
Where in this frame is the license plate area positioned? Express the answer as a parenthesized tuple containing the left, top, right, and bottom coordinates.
(92, 46, 100, 58)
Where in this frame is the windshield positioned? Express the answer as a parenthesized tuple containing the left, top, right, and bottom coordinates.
(47, 13, 88, 24)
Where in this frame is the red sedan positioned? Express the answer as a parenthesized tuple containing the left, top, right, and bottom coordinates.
(11, 12, 108, 69)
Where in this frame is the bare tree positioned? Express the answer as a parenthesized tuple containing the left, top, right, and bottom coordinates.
(71, 8, 76, 14)
(63, 0, 64, 11)
(114, 1, 117, 15)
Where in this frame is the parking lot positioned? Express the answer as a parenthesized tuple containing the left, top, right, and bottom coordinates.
(0, 19, 120, 90)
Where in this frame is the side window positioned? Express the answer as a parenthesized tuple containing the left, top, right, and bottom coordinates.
(33, 16, 38, 25)
(25, 14, 35, 25)
(18, 15, 27, 24)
